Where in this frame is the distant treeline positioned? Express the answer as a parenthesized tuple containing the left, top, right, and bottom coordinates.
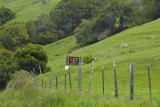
(0, 0, 160, 50)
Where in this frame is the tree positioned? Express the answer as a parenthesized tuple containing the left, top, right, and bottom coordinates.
(0, 48, 17, 89)
(50, 0, 103, 39)
(0, 22, 29, 51)
(0, 6, 15, 26)
(15, 44, 48, 74)
(75, 0, 158, 45)
(75, 0, 125, 45)
(26, 14, 58, 45)
(152, 0, 160, 19)
(75, 19, 94, 45)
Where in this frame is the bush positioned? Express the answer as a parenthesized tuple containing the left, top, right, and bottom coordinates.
(7, 70, 32, 90)
(15, 44, 48, 74)
(83, 55, 94, 64)
(0, 22, 29, 51)
(0, 6, 15, 25)
(0, 48, 17, 89)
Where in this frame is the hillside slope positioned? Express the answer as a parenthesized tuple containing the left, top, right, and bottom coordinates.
(0, 16, 160, 107)
(0, 0, 60, 22)
(42, 18, 160, 100)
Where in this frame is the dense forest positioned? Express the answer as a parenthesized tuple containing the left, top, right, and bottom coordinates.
(0, 0, 160, 89)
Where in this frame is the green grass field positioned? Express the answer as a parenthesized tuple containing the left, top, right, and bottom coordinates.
(0, 0, 60, 22)
(0, 17, 160, 106)
(32, 18, 160, 106)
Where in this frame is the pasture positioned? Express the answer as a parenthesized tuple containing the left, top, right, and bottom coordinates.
(0, 0, 60, 22)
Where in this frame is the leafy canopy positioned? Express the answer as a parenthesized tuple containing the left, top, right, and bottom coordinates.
(0, 6, 15, 26)
(15, 44, 48, 74)
(0, 48, 17, 89)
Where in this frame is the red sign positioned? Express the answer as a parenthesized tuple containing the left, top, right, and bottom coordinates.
(69, 57, 79, 65)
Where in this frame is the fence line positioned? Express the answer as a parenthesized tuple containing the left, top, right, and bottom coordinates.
(32, 63, 153, 101)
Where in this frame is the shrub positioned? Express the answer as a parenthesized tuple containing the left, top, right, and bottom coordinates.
(0, 6, 15, 25)
(0, 48, 17, 89)
(7, 70, 32, 90)
(0, 22, 29, 51)
(15, 44, 48, 74)
(83, 55, 94, 64)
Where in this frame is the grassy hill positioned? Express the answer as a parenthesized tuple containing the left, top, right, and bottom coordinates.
(41, 18, 160, 104)
(0, 17, 160, 106)
(0, 0, 60, 22)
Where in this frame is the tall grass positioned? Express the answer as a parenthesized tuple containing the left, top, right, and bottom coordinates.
(0, 70, 159, 107)
(0, 87, 158, 107)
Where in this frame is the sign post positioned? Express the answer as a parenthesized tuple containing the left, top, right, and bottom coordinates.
(65, 55, 82, 93)
(65, 55, 69, 70)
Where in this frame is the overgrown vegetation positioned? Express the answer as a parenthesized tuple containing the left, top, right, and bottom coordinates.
(1, 0, 160, 46)
(0, 6, 15, 26)
(15, 44, 48, 74)
(26, 14, 58, 45)
(83, 55, 93, 64)
(0, 43, 47, 89)
(0, 22, 29, 51)
(75, 0, 160, 45)
(0, 69, 158, 106)
(0, 48, 17, 89)
(24, 0, 160, 45)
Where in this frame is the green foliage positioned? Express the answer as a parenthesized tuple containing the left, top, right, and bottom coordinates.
(0, 6, 15, 25)
(0, 48, 17, 89)
(83, 55, 93, 64)
(74, 0, 160, 45)
(152, 0, 160, 19)
(15, 44, 48, 74)
(0, 22, 29, 50)
(0, 0, 60, 22)
(1, 0, 159, 47)
(75, 0, 125, 45)
(7, 70, 32, 90)
(26, 14, 58, 45)
(75, 19, 95, 45)
(50, 0, 102, 39)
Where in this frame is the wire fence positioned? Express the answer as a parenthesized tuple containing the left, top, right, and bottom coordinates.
(31, 64, 153, 102)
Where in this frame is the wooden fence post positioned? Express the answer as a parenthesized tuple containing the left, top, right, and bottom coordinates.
(49, 76, 52, 89)
(113, 62, 118, 98)
(33, 79, 37, 87)
(31, 70, 33, 77)
(78, 57, 82, 93)
(56, 74, 58, 90)
(44, 78, 47, 89)
(102, 66, 105, 95)
(88, 61, 94, 93)
(65, 72, 67, 90)
(130, 64, 134, 101)
(148, 64, 152, 102)
(42, 79, 44, 90)
(68, 71, 72, 89)
(39, 66, 42, 74)
(33, 68, 35, 77)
